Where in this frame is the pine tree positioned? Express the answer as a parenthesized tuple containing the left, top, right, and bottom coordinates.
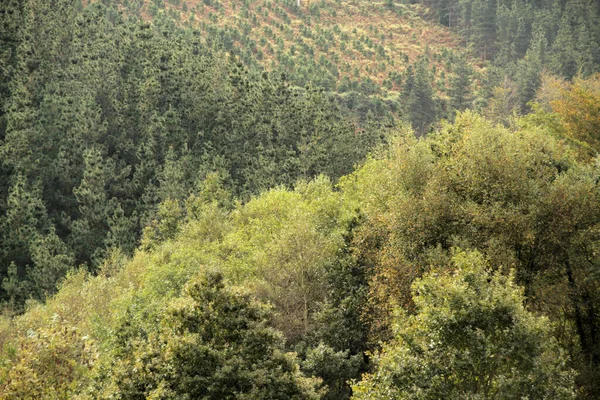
(105, 203, 138, 256)
(157, 146, 189, 203)
(0, 174, 50, 304)
(28, 230, 74, 300)
(470, 0, 497, 59)
(549, 7, 577, 79)
(448, 54, 474, 114)
(409, 58, 438, 135)
(515, 25, 546, 112)
(71, 147, 112, 267)
(575, 13, 600, 77)
(495, 0, 534, 65)
(0, 0, 25, 142)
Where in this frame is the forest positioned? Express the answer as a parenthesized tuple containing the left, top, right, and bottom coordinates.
(0, 0, 600, 398)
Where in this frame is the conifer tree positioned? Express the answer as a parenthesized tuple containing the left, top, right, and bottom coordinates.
(0, 0, 25, 142)
(448, 54, 473, 114)
(495, 0, 534, 65)
(515, 25, 546, 111)
(469, 0, 497, 59)
(28, 230, 74, 300)
(71, 147, 112, 267)
(549, 8, 577, 79)
(0, 174, 57, 305)
(408, 58, 438, 135)
(575, 13, 600, 77)
(105, 203, 138, 256)
(157, 146, 189, 203)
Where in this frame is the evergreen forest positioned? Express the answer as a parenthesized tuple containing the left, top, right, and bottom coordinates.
(1, 0, 600, 398)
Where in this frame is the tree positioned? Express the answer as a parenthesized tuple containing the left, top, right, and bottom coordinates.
(469, 0, 497, 59)
(549, 73, 600, 154)
(0, 0, 381, 301)
(224, 178, 349, 342)
(157, 146, 189, 203)
(575, 13, 600, 77)
(343, 111, 600, 393)
(405, 58, 438, 135)
(495, 0, 534, 65)
(514, 26, 545, 112)
(94, 272, 320, 400)
(0, 0, 25, 141)
(352, 250, 576, 399)
(0, 320, 95, 400)
(447, 54, 473, 114)
(549, 8, 577, 79)
(482, 76, 519, 126)
(303, 216, 370, 400)
(28, 229, 74, 300)
(71, 147, 112, 267)
(0, 174, 49, 305)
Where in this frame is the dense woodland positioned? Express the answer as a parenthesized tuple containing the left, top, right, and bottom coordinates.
(1, 0, 600, 398)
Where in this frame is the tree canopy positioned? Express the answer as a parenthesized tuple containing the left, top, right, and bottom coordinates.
(2, 0, 600, 398)
(352, 250, 575, 399)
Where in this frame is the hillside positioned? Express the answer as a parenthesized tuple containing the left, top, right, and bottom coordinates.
(94, 0, 470, 93)
(2, 0, 600, 398)
(4, 110, 600, 398)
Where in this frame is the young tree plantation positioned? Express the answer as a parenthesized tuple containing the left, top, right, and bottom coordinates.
(1, 0, 600, 398)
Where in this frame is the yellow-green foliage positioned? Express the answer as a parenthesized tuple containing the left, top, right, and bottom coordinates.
(92, 272, 321, 399)
(550, 74, 600, 157)
(341, 111, 600, 393)
(352, 250, 576, 399)
(2, 112, 597, 397)
(0, 268, 113, 399)
(0, 176, 353, 397)
(223, 177, 354, 339)
(342, 111, 582, 341)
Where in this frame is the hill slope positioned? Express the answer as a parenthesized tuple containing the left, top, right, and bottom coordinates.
(95, 0, 470, 94)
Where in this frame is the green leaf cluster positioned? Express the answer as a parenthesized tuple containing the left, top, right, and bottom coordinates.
(352, 250, 575, 399)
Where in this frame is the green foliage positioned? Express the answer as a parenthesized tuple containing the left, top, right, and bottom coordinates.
(425, 0, 600, 80)
(2, 0, 600, 398)
(0, 175, 363, 398)
(0, 321, 95, 400)
(28, 230, 75, 300)
(71, 147, 113, 267)
(352, 250, 576, 399)
(221, 176, 355, 341)
(344, 111, 600, 394)
(92, 272, 320, 399)
(0, 173, 73, 306)
(301, 343, 363, 400)
(0, 0, 384, 305)
(448, 54, 473, 114)
(3, 111, 600, 396)
(400, 59, 439, 135)
(298, 216, 371, 399)
(11, 0, 600, 306)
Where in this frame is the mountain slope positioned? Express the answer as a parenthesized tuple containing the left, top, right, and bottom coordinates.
(91, 0, 475, 95)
